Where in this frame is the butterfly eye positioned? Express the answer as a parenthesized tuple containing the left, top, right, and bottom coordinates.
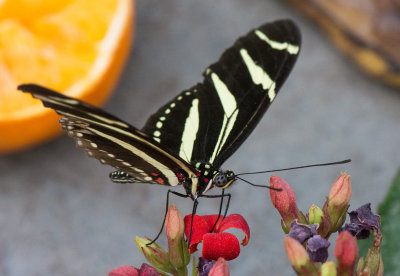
(212, 173, 227, 188)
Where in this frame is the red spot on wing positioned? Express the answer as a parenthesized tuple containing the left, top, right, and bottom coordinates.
(151, 172, 159, 176)
(156, 178, 164, 184)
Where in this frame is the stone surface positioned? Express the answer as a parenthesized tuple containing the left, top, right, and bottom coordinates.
(1, 1, 400, 275)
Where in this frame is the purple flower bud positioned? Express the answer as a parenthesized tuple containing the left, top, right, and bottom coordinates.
(198, 258, 215, 276)
(306, 235, 330, 263)
(287, 221, 318, 244)
(340, 223, 371, 239)
(350, 203, 380, 229)
(340, 203, 381, 240)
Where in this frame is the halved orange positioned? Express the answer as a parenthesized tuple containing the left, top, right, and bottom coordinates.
(0, 0, 134, 153)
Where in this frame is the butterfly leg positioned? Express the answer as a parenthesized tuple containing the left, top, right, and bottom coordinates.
(187, 198, 199, 246)
(201, 190, 232, 232)
(147, 189, 189, 246)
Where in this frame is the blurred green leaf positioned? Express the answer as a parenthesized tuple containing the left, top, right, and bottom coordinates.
(358, 169, 400, 275)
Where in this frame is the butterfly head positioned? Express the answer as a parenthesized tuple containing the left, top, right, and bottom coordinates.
(211, 170, 236, 190)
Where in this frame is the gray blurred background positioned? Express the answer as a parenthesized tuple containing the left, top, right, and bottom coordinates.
(1, 1, 400, 275)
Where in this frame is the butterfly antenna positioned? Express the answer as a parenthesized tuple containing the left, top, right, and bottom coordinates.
(236, 176, 282, 191)
(236, 159, 351, 176)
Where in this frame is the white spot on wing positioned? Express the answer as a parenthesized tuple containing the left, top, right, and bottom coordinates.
(154, 131, 161, 137)
(254, 30, 299, 55)
(239, 48, 276, 101)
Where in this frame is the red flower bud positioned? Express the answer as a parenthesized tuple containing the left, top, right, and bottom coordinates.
(329, 173, 352, 209)
(166, 204, 185, 240)
(138, 263, 163, 276)
(108, 265, 139, 276)
(165, 204, 190, 268)
(208, 257, 230, 276)
(284, 237, 316, 274)
(269, 175, 300, 230)
(334, 231, 358, 275)
(108, 264, 162, 276)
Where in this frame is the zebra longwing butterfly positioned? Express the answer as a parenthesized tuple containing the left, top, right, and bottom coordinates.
(18, 20, 301, 201)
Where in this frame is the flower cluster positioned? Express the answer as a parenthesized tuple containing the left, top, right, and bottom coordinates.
(108, 171, 384, 275)
(270, 173, 384, 275)
(109, 204, 247, 275)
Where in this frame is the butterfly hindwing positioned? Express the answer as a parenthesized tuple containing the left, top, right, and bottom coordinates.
(18, 84, 198, 186)
(142, 20, 301, 168)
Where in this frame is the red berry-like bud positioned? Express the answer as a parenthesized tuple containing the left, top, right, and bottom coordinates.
(334, 231, 358, 275)
(108, 265, 139, 276)
(329, 173, 352, 209)
(165, 204, 190, 269)
(284, 237, 317, 274)
(270, 175, 301, 231)
(208, 257, 230, 276)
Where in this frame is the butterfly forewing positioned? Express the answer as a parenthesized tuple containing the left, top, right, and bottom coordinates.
(142, 20, 301, 168)
(18, 84, 198, 186)
(18, 19, 301, 196)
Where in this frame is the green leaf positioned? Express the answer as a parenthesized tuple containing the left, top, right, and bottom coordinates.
(375, 169, 400, 275)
